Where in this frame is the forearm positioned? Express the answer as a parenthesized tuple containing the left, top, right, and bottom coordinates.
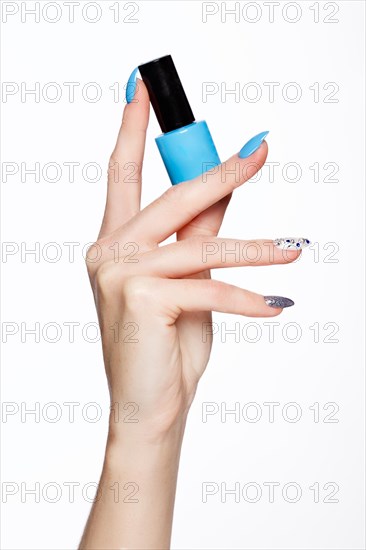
(79, 421, 187, 549)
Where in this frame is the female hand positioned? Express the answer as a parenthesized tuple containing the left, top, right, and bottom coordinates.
(79, 79, 301, 549)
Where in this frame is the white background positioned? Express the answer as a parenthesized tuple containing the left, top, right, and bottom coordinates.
(1, 1, 365, 548)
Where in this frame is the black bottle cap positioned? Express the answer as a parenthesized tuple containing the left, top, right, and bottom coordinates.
(138, 55, 195, 133)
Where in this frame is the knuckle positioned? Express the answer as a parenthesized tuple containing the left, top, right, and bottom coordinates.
(108, 152, 119, 170)
(85, 242, 103, 275)
(122, 276, 156, 309)
(186, 235, 214, 262)
(94, 262, 120, 296)
(185, 234, 204, 252)
(160, 183, 184, 207)
(108, 155, 121, 183)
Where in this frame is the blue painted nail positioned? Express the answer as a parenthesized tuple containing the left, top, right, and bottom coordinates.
(125, 67, 138, 104)
(239, 131, 269, 159)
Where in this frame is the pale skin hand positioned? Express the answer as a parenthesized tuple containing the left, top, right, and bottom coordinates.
(79, 79, 300, 549)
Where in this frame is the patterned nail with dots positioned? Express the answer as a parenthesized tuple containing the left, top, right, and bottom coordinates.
(274, 238, 311, 250)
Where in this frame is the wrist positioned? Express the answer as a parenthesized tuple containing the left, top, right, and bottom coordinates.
(107, 398, 190, 445)
(107, 413, 188, 452)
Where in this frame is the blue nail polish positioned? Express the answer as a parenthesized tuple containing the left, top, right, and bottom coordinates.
(125, 67, 138, 104)
(138, 56, 221, 185)
(239, 131, 269, 159)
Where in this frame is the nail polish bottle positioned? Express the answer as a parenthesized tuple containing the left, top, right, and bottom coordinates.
(138, 55, 221, 185)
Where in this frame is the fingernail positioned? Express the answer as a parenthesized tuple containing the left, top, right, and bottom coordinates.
(264, 296, 294, 308)
(239, 131, 269, 159)
(125, 67, 138, 104)
(274, 238, 311, 250)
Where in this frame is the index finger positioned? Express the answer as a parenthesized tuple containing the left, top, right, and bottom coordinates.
(99, 78, 150, 239)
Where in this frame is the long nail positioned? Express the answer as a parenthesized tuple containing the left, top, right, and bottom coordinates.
(125, 67, 138, 103)
(264, 296, 294, 308)
(239, 131, 269, 159)
(274, 238, 311, 250)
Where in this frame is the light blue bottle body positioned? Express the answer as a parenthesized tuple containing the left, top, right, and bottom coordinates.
(155, 121, 221, 185)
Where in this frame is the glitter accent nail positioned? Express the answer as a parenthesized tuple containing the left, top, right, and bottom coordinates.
(264, 296, 294, 308)
(274, 238, 311, 250)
